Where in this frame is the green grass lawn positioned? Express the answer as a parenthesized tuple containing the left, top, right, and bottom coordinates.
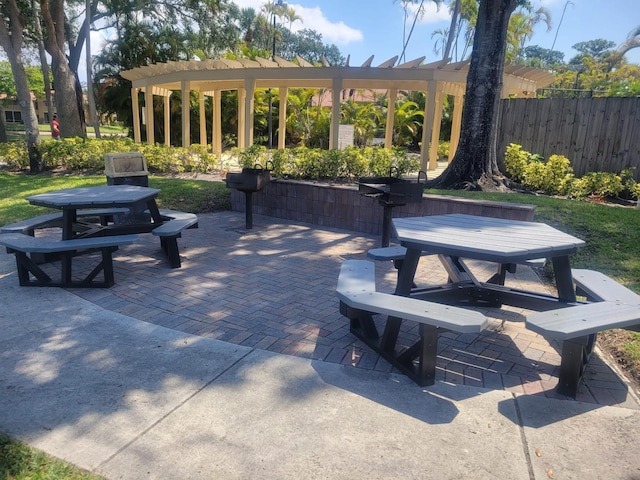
(0, 173, 639, 477)
(5, 123, 127, 142)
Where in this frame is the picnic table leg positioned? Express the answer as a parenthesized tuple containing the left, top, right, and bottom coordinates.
(556, 334, 595, 397)
(394, 247, 421, 296)
(62, 210, 77, 240)
(551, 255, 577, 302)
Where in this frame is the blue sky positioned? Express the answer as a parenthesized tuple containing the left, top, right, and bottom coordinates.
(231, 0, 640, 66)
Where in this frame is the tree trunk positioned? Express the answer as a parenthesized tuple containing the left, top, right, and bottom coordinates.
(0, 0, 42, 171)
(428, 0, 518, 191)
(40, 0, 86, 138)
(0, 105, 8, 143)
(32, 0, 55, 121)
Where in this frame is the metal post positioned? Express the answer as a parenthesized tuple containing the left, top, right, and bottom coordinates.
(381, 204, 393, 247)
(245, 191, 253, 229)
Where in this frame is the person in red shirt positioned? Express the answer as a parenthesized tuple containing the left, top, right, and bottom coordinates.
(51, 114, 60, 140)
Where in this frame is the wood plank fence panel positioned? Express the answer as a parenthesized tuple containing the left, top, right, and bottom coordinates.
(498, 97, 640, 180)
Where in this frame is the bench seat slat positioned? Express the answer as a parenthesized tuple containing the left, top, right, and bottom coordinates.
(526, 301, 640, 340)
(336, 260, 488, 333)
(336, 260, 377, 295)
(340, 291, 488, 333)
(151, 217, 199, 236)
(0, 233, 139, 253)
(572, 268, 640, 304)
(0, 213, 63, 234)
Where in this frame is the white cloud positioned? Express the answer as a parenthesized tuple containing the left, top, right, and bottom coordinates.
(230, 1, 362, 45)
(289, 6, 363, 44)
(408, 1, 451, 25)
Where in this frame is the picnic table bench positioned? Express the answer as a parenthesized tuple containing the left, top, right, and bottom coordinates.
(367, 245, 546, 286)
(0, 208, 130, 236)
(149, 209, 199, 268)
(336, 259, 488, 386)
(526, 269, 640, 397)
(0, 232, 138, 288)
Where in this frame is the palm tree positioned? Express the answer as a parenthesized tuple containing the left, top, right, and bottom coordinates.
(393, 100, 424, 147)
(239, 8, 257, 44)
(396, 0, 442, 63)
(507, 6, 552, 63)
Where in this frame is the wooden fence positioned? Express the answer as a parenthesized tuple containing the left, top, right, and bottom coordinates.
(497, 97, 640, 180)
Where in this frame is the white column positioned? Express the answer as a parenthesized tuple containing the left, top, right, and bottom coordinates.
(199, 91, 206, 147)
(181, 81, 190, 148)
(385, 88, 397, 149)
(420, 81, 437, 171)
(330, 78, 342, 150)
(213, 90, 222, 158)
(237, 88, 246, 148)
(428, 87, 444, 170)
(278, 87, 288, 150)
(144, 87, 154, 144)
(244, 78, 255, 147)
(163, 94, 170, 146)
(131, 87, 141, 143)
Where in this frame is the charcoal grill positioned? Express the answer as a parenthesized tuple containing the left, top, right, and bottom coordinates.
(226, 163, 272, 229)
(358, 168, 427, 247)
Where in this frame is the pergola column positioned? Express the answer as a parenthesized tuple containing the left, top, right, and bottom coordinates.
(131, 87, 141, 143)
(244, 78, 256, 147)
(330, 77, 342, 150)
(199, 91, 206, 147)
(163, 93, 171, 146)
(449, 94, 463, 162)
(181, 81, 191, 148)
(212, 90, 222, 158)
(385, 88, 398, 149)
(144, 87, 154, 145)
(420, 81, 438, 171)
(278, 87, 288, 150)
(428, 85, 444, 170)
(237, 88, 246, 148)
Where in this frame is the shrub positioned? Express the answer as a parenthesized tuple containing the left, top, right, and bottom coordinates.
(570, 171, 625, 198)
(504, 143, 531, 182)
(437, 141, 450, 160)
(504, 143, 638, 201)
(0, 140, 29, 169)
(523, 154, 574, 196)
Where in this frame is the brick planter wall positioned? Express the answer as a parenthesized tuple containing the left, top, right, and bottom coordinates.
(230, 179, 536, 235)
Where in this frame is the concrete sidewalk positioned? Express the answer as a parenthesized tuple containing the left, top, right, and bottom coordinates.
(1, 212, 640, 479)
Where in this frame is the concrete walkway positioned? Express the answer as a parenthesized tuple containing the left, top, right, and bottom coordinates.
(1, 212, 640, 479)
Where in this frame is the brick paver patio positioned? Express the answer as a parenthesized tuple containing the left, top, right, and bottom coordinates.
(68, 211, 638, 408)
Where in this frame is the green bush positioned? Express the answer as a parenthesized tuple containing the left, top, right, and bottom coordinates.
(504, 143, 530, 182)
(0, 140, 29, 169)
(570, 171, 625, 198)
(437, 141, 450, 160)
(504, 143, 639, 200)
(523, 154, 574, 196)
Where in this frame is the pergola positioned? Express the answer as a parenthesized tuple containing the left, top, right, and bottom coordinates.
(120, 55, 554, 171)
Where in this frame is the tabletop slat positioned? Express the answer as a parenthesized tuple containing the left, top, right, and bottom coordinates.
(393, 214, 584, 262)
(27, 185, 160, 209)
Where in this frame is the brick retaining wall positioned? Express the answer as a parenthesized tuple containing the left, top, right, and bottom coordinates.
(230, 179, 536, 235)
